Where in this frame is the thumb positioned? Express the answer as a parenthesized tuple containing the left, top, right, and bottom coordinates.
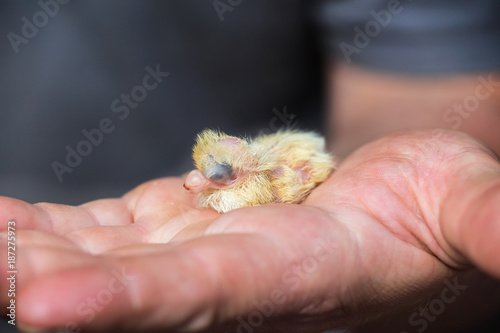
(441, 151, 500, 279)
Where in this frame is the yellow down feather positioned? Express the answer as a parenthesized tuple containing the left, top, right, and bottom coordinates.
(191, 129, 335, 213)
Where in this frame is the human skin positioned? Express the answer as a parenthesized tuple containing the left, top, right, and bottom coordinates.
(1, 126, 500, 332)
(327, 64, 500, 158)
(326, 63, 500, 332)
(1, 63, 500, 332)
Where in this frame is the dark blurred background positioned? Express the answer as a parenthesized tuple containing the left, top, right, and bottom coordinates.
(0, 1, 323, 206)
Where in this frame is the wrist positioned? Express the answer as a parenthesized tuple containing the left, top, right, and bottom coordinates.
(327, 63, 500, 157)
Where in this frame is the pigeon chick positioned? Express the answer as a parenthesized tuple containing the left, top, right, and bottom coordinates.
(183, 129, 335, 213)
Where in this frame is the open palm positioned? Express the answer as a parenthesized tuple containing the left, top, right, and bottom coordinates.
(2, 129, 499, 332)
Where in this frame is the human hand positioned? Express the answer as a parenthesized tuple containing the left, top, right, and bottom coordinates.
(1, 129, 499, 332)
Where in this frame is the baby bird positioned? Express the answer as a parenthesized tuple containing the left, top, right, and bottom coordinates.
(183, 129, 335, 213)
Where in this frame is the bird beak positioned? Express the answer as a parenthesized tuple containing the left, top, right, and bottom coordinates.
(183, 169, 213, 194)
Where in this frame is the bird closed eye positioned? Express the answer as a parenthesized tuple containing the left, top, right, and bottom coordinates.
(203, 158, 234, 184)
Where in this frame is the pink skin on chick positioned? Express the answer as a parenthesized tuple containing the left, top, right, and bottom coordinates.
(183, 169, 237, 193)
(183, 170, 213, 194)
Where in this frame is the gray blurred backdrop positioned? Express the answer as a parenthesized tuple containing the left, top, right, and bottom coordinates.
(0, 1, 323, 206)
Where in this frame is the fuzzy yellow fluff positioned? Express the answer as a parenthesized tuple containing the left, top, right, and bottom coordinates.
(188, 129, 335, 213)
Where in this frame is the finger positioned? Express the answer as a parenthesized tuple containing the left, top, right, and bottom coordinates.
(1, 242, 94, 291)
(17, 206, 347, 331)
(0, 231, 95, 309)
(123, 177, 201, 228)
(17, 204, 449, 332)
(80, 198, 134, 227)
(17, 236, 238, 331)
(63, 209, 217, 253)
(64, 225, 147, 253)
(0, 177, 189, 235)
(146, 208, 218, 243)
(0, 196, 51, 231)
(5, 229, 78, 251)
(122, 177, 219, 242)
(441, 159, 500, 279)
(35, 198, 132, 235)
(0, 196, 132, 235)
(0, 233, 178, 291)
